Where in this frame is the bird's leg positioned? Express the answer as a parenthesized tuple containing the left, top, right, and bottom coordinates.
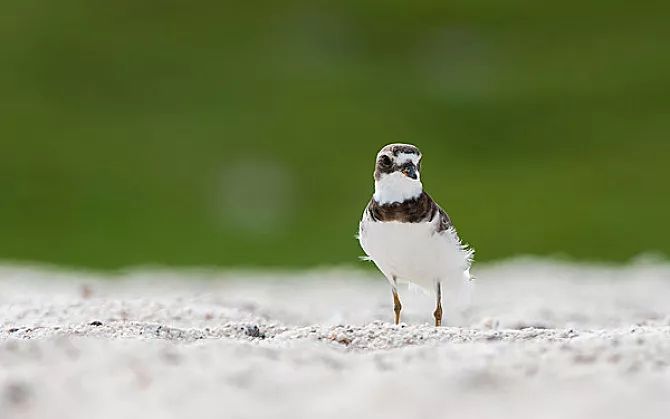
(433, 282, 443, 327)
(392, 286, 402, 325)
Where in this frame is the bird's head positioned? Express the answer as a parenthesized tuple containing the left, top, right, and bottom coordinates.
(372, 143, 423, 204)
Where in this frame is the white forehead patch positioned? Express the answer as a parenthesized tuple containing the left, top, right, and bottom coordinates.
(375, 151, 421, 165)
(395, 152, 421, 165)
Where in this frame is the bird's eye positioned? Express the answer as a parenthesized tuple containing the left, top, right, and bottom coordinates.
(378, 155, 392, 167)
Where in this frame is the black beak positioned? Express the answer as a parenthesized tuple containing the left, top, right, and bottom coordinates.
(401, 163, 417, 180)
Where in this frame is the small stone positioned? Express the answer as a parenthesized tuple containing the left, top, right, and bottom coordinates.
(89, 321, 103, 327)
(245, 325, 265, 339)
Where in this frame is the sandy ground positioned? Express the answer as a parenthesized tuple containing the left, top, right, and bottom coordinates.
(1, 258, 670, 419)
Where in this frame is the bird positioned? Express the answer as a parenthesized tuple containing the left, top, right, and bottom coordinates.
(358, 143, 474, 326)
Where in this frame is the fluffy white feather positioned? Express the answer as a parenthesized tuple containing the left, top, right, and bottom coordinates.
(359, 211, 474, 294)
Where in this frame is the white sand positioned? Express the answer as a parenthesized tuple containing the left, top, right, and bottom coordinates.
(1, 258, 670, 419)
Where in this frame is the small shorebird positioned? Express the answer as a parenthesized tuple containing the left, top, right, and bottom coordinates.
(358, 143, 474, 326)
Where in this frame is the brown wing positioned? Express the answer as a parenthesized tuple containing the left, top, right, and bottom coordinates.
(422, 192, 454, 234)
(433, 205, 453, 233)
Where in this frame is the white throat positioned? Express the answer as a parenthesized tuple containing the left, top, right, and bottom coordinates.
(373, 172, 423, 204)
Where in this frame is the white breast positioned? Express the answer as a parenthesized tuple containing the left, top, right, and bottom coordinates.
(358, 214, 472, 292)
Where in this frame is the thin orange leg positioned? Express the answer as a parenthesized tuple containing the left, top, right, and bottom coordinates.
(434, 282, 443, 327)
(392, 288, 402, 325)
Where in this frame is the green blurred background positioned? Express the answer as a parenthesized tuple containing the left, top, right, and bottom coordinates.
(2, 1, 669, 269)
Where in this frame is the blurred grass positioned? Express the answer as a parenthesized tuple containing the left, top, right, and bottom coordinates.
(1, 1, 669, 268)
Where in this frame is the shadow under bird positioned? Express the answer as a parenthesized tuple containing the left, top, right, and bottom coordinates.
(358, 143, 474, 326)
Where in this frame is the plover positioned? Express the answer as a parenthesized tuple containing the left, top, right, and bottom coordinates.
(358, 143, 474, 326)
